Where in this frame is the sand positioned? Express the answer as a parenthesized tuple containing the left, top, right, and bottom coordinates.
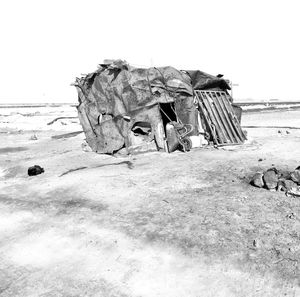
(0, 107, 299, 296)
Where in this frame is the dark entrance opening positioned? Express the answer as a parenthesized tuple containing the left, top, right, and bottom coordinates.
(159, 103, 177, 131)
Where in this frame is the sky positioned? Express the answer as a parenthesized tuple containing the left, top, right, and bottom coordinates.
(0, 0, 299, 103)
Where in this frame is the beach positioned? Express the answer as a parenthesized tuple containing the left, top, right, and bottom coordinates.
(0, 105, 300, 296)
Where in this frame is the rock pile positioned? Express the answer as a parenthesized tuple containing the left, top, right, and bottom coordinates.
(251, 166, 300, 197)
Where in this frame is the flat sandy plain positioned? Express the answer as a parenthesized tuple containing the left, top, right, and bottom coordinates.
(0, 106, 299, 297)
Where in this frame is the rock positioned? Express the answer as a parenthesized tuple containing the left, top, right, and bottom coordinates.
(28, 165, 44, 176)
(277, 180, 285, 191)
(263, 168, 279, 189)
(258, 158, 263, 162)
(286, 187, 300, 197)
(290, 169, 300, 184)
(277, 179, 297, 192)
(268, 167, 279, 174)
(284, 180, 298, 191)
(251, 172, 264, 188)
(278, 170, 291, 180)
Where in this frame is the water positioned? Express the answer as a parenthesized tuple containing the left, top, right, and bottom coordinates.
(242, 109, 300, 128)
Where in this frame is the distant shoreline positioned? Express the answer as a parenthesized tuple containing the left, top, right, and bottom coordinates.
(235, 101, 300, 105)
(1, 102, 300, 113)
(0, 103, 77, 108)
(240, 105, 300, 113)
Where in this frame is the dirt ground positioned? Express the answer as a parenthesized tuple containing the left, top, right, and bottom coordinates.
(0, 110, 300, 296)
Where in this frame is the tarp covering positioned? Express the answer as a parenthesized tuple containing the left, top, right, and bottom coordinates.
(74, 60, 230, 154)
(186, 70, 231, 91)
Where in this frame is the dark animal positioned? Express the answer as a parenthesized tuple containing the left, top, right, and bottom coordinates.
(28, 165, 44, 176)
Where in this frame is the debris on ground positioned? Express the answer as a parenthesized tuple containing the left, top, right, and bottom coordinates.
(59, 161, 133, 177)
(51, 131, 83, 139)
(286, 212, 296, 219)
(28, 165, 44, 176)
(29, 134, 38, 140)
(60, 166, 87, 177)
(250, 166, 300, 197)
(47, 116, 78, 125)
(286, 188, 300, 197)
(278, 179, 298, 192)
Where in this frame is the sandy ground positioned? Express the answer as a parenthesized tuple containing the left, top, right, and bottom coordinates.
(0, 108, 300, 296)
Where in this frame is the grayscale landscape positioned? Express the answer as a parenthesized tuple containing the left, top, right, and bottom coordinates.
(1, 0, 300, 296)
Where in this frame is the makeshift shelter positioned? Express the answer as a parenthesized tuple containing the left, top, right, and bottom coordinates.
(74, 59, 246, 154)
